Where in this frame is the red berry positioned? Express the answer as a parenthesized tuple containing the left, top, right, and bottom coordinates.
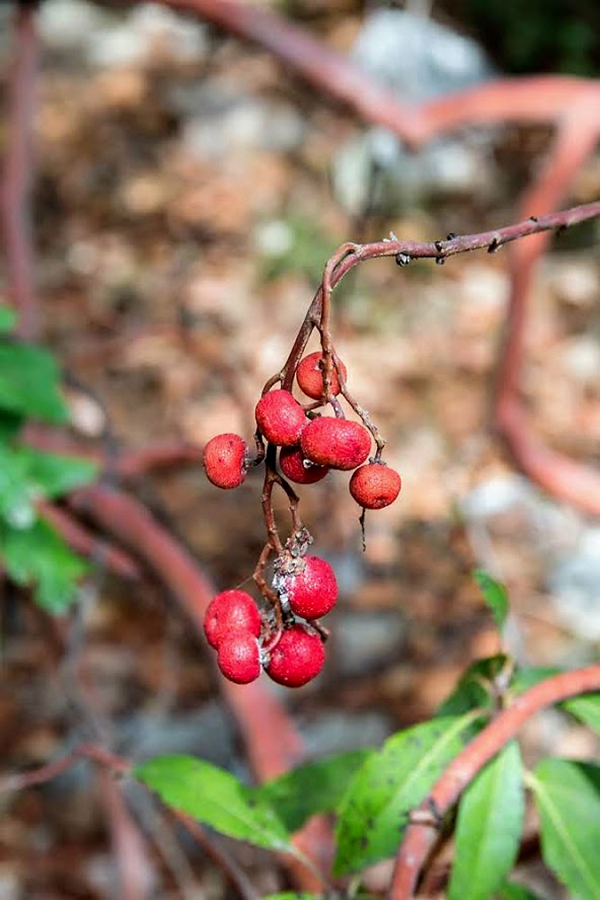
(296, 352, 348, 400)
(255, 389, 307, 446)
(266, 624, 325, 688)
(284, 555, 338, 619)
(217, 631, 261, 684)
(203, 433, 248, 489)
(203, 590, 261, 650)
(279, 445, 329, 485)
(349, 462, 402, 510)
(301, 417, 371, 471)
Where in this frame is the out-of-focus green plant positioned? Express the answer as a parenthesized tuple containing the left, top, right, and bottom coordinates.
(0, 308, 97, 613)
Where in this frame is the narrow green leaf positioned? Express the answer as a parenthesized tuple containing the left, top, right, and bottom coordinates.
(497, 882, 544, 900)
(251, 749, 370, 833)
(531, 758, 600, 899)
(135, 756, 292, 852)
(436, 654, 509, 717)
(562, 694, 600, 736)
(0, 519, 88, 613)
(18, 446, 98, 498)
(474, 569, 509, 631)
(448, 741, 524, 900)
(0, 342, 68, 423)
(0, 307, 18, 333)
(334, 713, 483, 876)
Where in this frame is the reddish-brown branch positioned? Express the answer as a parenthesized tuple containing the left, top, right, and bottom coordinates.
(23, 425, 205, 478)
(389, 663, 600, 898)
(493, 105, 600, 516)
(1, 3, 40, 339)
(97, 768, 154, 900)
(38, 499, 142, 580)
(123, 0, 600, 149)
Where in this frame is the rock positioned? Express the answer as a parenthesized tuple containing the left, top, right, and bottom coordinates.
(332, 9, 497, 213)
(549, 527, 600, 641)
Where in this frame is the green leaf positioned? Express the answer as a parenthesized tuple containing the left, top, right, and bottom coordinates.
(510, 666, 561, 695)
(448, 741, 524, 900)
(562, 694, 600, 736)
(0, 519, 88, 613)
(251, 750, 370, 833)
(262, 895, 318, 900)
(437, 654, 509, 717)
(334, 713, 483, 876)
(18, 446, 98, 498)
(474, 569, 509, 631)
(0, 411, 24, 441)
(0, 341, 68, 423)
(497, 882, 544, 900)
(135, 756, 292, 852)
(531, 758, 600, 899)
(0, 445, 36, 529)
(0, 307, 18, 333)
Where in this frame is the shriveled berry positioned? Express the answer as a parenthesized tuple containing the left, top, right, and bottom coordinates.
(284, 555, 338, 619)
(297, 352, 348, 400)
(255, 389, 307, 446)
(203, 590, 261, 650)
(301, 417, 371, 471)
(349, 462, 402, 510)
(217, 631, 261, 684)
(266, 624, 325, 688)
(279, 445, 329, 485)
(203, 433, 248, 489)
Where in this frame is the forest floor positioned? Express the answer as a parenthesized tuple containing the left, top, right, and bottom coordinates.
(1, 2, 599, 897)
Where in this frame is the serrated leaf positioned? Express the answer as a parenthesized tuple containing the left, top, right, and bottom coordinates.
(448, 741, 524, 900)
(135, 756, 292, 852)
(531, 758, 600, 899)
(0, 307, 18, 333)
(437, 654, 509, 717)
(0, 341, 68, 423)
(497, 883, 544, 900)
(333, 713, 483, 876)
(562, 694, 600, 736)
(18, 446, 98, 498)
(474, 569, 509, 631)
(0, 519, 88, 613)
(251, 749, 370, 833)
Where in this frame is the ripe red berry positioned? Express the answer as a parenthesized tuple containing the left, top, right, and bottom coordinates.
(217, 631, 261, 684)
(283, 555, 338, 619)
(349, 462, 402, 510)
(266, 624, 325, 688)
(296, 352, 348, 400)
(203, 590, 261, 650)
(301, 417, 371, 471)
(255, 389, 307, 446)
(279, 445, 329, 485)
(203, 433, 248, 489)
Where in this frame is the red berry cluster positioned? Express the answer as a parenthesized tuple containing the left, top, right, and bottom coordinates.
(202, 339, 402, 686)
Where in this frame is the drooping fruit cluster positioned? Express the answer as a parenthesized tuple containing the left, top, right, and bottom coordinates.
(201, 341, 402, 687)
(203, 554, 336, 686)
